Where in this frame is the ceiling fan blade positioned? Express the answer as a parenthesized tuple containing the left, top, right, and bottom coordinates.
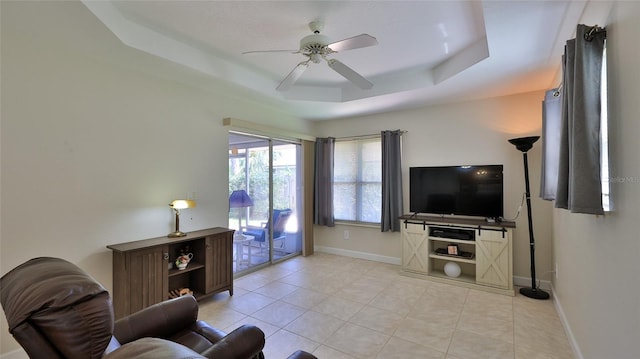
(327, 59, 373, 89)
(276, 61, 309, 91)
(327, 34, 378, 52)
(242, 49, 299, 55)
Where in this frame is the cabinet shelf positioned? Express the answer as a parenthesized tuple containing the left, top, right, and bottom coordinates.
(429, 237, 475, 245)
(429, 270, 476, 284)
(429, 253, 476, 264)
(168, 262, 204, 277)
(169, 290, 205, 301)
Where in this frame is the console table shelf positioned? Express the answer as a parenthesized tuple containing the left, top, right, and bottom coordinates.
(430, 237, 477, 245)
(429, 253, 476, 264)
(168, 262, 205, 277)
(107, 227, 234, 319)
(400, 215, 515, 296)
(428, 271, 476, 285)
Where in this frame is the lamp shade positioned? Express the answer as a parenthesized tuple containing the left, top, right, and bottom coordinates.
(508, 136, 540, 153)
(229, 190, 253, 208)
(169, 199, 196, 210)
(168, 199, 195, 238)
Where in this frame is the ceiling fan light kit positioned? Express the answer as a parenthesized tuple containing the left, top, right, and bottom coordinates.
(244, 21, 378, 91)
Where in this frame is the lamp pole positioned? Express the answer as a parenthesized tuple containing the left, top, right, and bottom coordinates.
(509, 136, 549, 300)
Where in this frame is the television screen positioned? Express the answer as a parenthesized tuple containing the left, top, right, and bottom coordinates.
(409, 165, 504, 218)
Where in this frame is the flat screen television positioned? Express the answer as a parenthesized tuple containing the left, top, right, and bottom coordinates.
(409, 165, 504, 219)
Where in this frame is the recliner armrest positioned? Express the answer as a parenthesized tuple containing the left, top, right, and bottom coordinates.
(191, 320, 228, 343)
(200, 324, 265, 359)
(114, 296, 199, 345)
(104, 337, 206, 359)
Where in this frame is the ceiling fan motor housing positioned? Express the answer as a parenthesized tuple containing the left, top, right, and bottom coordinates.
(300, 33, 330, 62)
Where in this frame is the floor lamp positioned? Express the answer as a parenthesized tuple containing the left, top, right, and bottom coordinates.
(229, 189, 253, 233)
(508, 136, 550, 300)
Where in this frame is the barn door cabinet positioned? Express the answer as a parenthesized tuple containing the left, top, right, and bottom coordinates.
(107, 227, 234, 319)
(400, 215, 515, 296)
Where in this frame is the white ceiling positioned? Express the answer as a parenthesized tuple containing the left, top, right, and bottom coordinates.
(80, 0, 608, 121)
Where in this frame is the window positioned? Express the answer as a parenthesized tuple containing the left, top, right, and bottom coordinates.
(333, 138, 381, 223)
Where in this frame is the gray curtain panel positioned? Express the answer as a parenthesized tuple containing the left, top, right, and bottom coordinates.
(314, 137, 335, 227)
(555, 24, 606, 215)
(540, 88, 562, 200)
(381, 130, 403, 232)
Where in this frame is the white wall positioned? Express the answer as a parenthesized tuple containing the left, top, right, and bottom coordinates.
(552, 2, 640, 358)
(0, 2, 311, 354)
(312, 91, 554, 283)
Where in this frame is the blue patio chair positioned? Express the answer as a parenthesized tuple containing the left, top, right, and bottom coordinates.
(243, 209, 292, 253)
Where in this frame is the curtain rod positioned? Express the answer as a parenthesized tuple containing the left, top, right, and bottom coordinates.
(553, 83, 563, 97)
(553, 25, 607, 97)
(335, 130, 407, 141)
(553, 24, 606, 98)
(585, 25, 606, 42)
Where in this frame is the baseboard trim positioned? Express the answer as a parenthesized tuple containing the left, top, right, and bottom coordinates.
(551, 284, 584, 359)
(314, 246, 401, 265)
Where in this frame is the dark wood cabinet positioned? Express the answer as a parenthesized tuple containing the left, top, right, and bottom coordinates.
(205, 234, 233, 294)
(107, 227, 234, 319)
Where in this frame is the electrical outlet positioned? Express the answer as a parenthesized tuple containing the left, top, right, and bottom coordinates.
(343, 230, 350, 240)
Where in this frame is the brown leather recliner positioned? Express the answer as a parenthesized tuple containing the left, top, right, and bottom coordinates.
(0, 257, 265, 359)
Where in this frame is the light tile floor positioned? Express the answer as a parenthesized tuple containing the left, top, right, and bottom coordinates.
(198, 252, 574, 359)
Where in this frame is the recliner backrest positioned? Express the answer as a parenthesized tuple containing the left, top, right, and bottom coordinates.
(0, 257, 114, 359)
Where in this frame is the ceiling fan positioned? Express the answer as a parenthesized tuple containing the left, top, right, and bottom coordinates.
(243, 21, 378, 91)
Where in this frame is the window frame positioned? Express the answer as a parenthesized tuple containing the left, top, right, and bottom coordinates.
(332, 136, 382, 224)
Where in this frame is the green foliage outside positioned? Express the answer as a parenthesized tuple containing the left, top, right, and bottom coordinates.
(229, 147, 294, 224)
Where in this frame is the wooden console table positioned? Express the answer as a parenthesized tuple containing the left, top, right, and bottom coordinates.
(107, 227, 234, 319)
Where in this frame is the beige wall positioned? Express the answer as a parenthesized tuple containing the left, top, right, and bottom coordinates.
(0, 2, 311, 354)
(312, 91, 554, 284)
(552, 2, 640, 358)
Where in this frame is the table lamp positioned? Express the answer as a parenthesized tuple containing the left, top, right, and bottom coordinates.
(168, 199, 196, 238)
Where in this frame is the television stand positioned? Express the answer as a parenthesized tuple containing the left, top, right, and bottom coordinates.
(399, 214, 516, 295)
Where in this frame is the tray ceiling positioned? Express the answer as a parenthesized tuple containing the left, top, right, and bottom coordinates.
(80, 0, 608, 120)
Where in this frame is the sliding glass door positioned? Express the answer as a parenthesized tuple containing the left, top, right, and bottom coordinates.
(228, 132, 302, 273)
